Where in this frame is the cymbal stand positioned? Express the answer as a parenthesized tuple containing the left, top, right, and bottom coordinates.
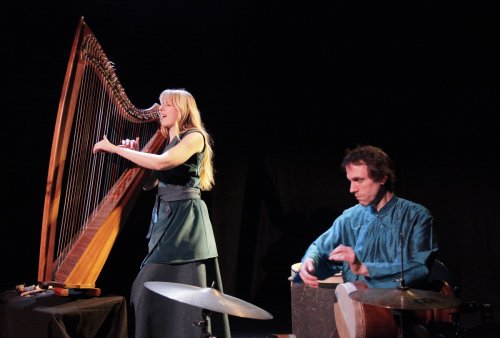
(393, 229, 433, 338)
(396, 228, 409, 338)
(396, 229, 409, 291)
(193, 309, 216, 338)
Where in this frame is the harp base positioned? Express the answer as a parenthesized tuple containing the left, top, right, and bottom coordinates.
(52, 287, 102, 297)
(39, 281, 102, 297)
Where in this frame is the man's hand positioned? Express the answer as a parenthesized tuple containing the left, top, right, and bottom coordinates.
(299, 258, 319, 288)
(329, 244, 369, 277)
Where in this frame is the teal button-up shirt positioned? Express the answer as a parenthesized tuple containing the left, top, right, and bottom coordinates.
(302, 195, 438, 288)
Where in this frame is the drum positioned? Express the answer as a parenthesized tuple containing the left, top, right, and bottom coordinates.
(334, 281, 399, 338)
(289, 262, 302, 281)
(289, 262, 343, 285)
(290, 263, 343, 338)
(415, 280, 459, 324)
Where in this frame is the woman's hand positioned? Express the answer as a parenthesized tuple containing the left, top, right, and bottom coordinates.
(93, 136, 140, 154)
(119, 137, 140, 150)
(93, 135, 116, 154)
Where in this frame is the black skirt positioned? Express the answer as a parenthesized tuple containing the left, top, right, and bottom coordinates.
(130, 259, 231, 338)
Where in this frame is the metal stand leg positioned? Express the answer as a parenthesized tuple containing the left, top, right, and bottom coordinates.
(193, 309, 216, 338)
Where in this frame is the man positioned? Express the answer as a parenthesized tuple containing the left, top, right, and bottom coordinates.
(298, 145, 438, 337)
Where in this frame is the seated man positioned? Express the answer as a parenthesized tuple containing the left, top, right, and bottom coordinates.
(296, 145, 438, 338)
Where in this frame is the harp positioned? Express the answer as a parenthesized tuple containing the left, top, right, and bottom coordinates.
(37, 17, 165, 296)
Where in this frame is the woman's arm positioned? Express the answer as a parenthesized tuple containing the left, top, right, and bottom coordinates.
(93, 132, 204, 170)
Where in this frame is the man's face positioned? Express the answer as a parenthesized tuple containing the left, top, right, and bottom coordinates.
(345, 162, 383, 206)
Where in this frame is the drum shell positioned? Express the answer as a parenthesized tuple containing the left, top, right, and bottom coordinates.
(290, 263, 343, 338)
(334, 281, 399, 338)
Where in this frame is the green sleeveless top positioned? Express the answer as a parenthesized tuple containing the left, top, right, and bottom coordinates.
(140, 129, 218, 266)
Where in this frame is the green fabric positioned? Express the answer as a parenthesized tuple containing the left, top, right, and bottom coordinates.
(142, 198, 218, 265)
(141, 129, 218, 266)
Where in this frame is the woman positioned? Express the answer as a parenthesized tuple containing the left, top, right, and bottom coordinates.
(93, 88, 230, 337)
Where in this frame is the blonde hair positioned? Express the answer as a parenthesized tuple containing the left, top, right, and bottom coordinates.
(159, 89, 214, 191)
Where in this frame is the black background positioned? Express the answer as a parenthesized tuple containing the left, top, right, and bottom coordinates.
(2, 0, 499, 332)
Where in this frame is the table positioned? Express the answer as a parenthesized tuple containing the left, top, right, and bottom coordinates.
(0, 289, 128, 338)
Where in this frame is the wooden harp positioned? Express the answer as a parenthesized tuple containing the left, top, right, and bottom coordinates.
(38, 17, 165, 296)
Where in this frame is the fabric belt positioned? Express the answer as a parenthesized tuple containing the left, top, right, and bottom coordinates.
(157, 184, 201, 202)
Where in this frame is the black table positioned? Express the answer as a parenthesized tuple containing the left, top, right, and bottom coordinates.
(0, 289, 128, 338)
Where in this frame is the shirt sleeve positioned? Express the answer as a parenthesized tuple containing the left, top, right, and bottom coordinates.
(364, 205, 438, 288)
(301, 217, 345, 280)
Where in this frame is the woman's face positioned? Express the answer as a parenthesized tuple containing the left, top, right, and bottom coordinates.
(159, 96, 179, 128)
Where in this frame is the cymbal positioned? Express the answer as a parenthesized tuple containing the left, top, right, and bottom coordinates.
(144, 281, 273, 320)
(349, 287, 461, 310)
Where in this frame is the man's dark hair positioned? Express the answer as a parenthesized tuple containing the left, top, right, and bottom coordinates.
(341, 145, 396, 191)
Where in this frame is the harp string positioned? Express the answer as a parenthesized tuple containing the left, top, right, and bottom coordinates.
(38, 18, 163, 289)
(54, 55, 158, 273)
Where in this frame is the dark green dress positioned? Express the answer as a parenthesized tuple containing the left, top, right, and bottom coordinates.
(141, 129, 218, 265)
(130, 129, 230, 338)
